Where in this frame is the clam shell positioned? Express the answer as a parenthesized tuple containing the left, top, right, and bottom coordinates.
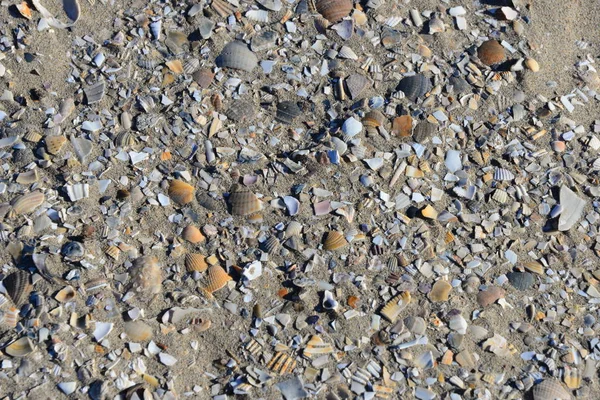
(225, 100, 256, 123)
(448, 76, 471, 93)
(380, 292, 411, 322)
(267, 351, 297, 374)
(165, 59, 183, 73)
(420, 204, 438, 219)
(185, 253, 208, 272)
(3, 270, 31, 306)
(315, 0, 353, 22)
(345, 74, 370, 99)
(192, 69, 214, 89)
(4, 337, 35, 357)
(323, 231, 348, 250)
(46, 136, 67, 155)
(168, 180, 194, 206)
(477, 40, 506, 66)
(202, 265, 232, 296)
(228, 184, 262, 216)
(16, 170, 39, 185)
(63, 0, 80, 22)
(130, 256, 162, 295)
(492, 189, 509, 204)
(531, 379, 571, 400)
(338, 45, 358, 60)
(124, 321, 153, 342)
(397, 74, 432, 102)
(181, 225, 205, 244)
(429, 280, 451, 302)
(260, 236, 279, 254)
(412, 121, 436, 143)
(392, 115, 412, 137)
(523, 261, 544, 275)
(362, 110, 386, 127)
(12, 191, 45, 215)
(275, 101, 301, 125)
(216, 41, 258, 72)
(55, 285, 76, 303)
(303, 335, 334, 357)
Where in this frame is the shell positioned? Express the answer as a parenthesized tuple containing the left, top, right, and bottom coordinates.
(105, 245, 120, 261)
(165, 60, 183, 73)
(260, 236, 279, 254)
(63, 0, 80, 22)
(149, 20, 161, 40)
(225, 100, 256, 123)
(181, 225, 205, 244)
(345, 74, 370, 99)
(323, 231, 348, 251)
(448, 76, 471, 93)
(12, 191, 45, 215)
(124, 321, 153, 342)
(322, 290, 338, 310)
(4, 337, 35, 357)
(168, 180, 195, 206)
(201, 265, 232, 296)
(477, 286, 505, 307)
(285, 221, 303, 237)
(216, 41, 258, 72)
(531, 379, 571, 400)
(523, 261, 544, 275)
(397, 74, 432, 102)
(494, 168, 515, 181)
(267, 351, 297, 375)
(338, 46, 358, 60)
(192, 69, 214, 89)
(183, 58, 200, 74)
(477, 40, 506, 66)
(429, 280, 451, 302)
(185, 253, 208, 272)
(114, 131, 137, 147)
(380, 292, 411, 322)
(420, 204, 438, 219)
(303, 335, 334, 358)
(24, 131, 43, 142)
(412, 121, 437, 143)
(315, 0, 353, 22)
(492, 189, 509, 204)
(228, 184, 262, 216)
(130, 256, 163, 295)
(507, 271, 534, 291)
(4, 307, 18, 327)
(84, 81, 105, 104)
(190, 317, 211, 332)
(46, 136, 67, 154)
(245, 9, 269, 22)
(55, 285, 76, 303)
(362, 110, 386, 127)
(392, 115, 412, 137)
(275, 101, 301, 124)
(3, 270, 31, 306)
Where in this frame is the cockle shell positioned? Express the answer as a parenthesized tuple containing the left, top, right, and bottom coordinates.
(185, 253, 208, 272)
(323, 231, 348, 250)
(168, 180, 194, 206)
(124, 321, 153, 342)
(315, 0, 353, 23)
(225, 100, 256, 123)
(412, 121, 436, 143)
(275, 101, 301, 125)
(228, 184, 262, 216)
(181, 225, 205, 244)
(130, 256, 162, 295)
(12, 191, 45, 215)
(4, 337, 35, 357)
(285, 221, 303, 237)
(260, 236, 279, 254)
(46, 136, 67, 155)
(3, 270, 31, 306)
(303, 335, 334, 357)
(201, 265, 232, 296)
(477, 40, 506, 66)
(398, 74, 432, 102)
(216, 41, 258, 72)
(362, 110, 386, 127)
(380, 292, 411, 322)
(531, 379, 571, 400)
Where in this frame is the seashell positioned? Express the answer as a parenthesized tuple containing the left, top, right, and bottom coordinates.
(380, 292, 411, 323)
(225, 100, 256, 123)
(404, 316, 426, 335)
(24, 131, 43, 142)
(168, 180, 194, 206)
(63, 0, 80, 22)
(492, 189, 508, 204)
(124, 321, 153, 342)
(283, 196, 300, 216)
(531, 379, 571, 400)
(193, 69, 214, 89)
(558, 185, 585, 232)
(477, 40, 506, 66)
(45, 136, 67, 155)
(448, 313, 468, 334)
(323, 231, 348, 251)
(198, 16, 214, 39)
(149, 20, 161, 40)
(3, 270, 31, 306)
(190, 317, 211, 332)
(315, 0, 353, 23)
(114, 131, 137, 147)
(507, 271, 534, 291)
(303, 335, 334, 357)
(165, 31, 187, 53)
(525, 57, 540, 72)
(345, 74, 370, 99)
(216, 41, 258, 72)
(4, 337, 35, 357)
(16, 170, 39, 185)
(285, 221, 303, 237)
(563, 366, 581, 389)
(322, 290, 338, 310)
(165, 59, 183, 73)
(494, 168, 514, 181)
(275, 101, 301, 125)
(267, 351, 297, 374)
(397, 74, 432, 102)
(332, 19, 353, 40)
(55, 286, 76, 303)
(16, 2, 33, 19)
(130, 256, 162, 295)
(66, 183, 89, 201)
(258, 0, 282, 11)
(185, 253, 208, 273)
(476, 286, 505, 307)
(181, 225, 205, 244)
(12, 191, 45, 215)
(448, 76, 471, 94)
(523, 261, 544, 275)
(260, 236, 279, 254)
(412, 121, 436, 143)
(338, 45, 358, 60)
(420, 204, 438, 219)
(245, 338, 262, 356)
(392, 115, 412, 137)
(4, 307, 18, 327)
(183, 58, 199, 74)
(228, 184, 262, 216)
(201, 265, 232, 296)
(84, 81, 105, 104)
(105, 245, 120, 261)
(429, 280, 451, 302)
(427, 17, 445, 34)
(212, 0, 236, 17)
(362, 110, 386, 127)
(342, 117, 362, 136)
(245, 9, 269, 22)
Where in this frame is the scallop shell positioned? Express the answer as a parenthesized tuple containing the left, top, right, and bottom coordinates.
(260, 236, 280, 254)
(323, 231, 348, 251)
(345, 74, 370, 99)
(338, 46, 358, 60)
(168, 180, 195, 206)
(315, 0, 353, 22)
(216, 41, 258, 72)
(285, 221, 303, 237)
(193, 69, 214, 89)
(46, 136, 67, 155)
(12, 191, 45, 215)
(397, 74, 432, 102)
(275, 101, 301, 125)
(477, 40, 506, 66)
(362, 110, 386, 127)
(380, 291, 411, 322)
(130, 256, 162, 295)
(228, 184, 262, 216)
(3, 270, 31, 306)
(212, 0, 236, 17)
(225, 100, 256, 123)
(201, 265, 232, 296)
(185, 253, 208, 272)
(267, 351, 297, 374)
(55, 285, 76, 303)
(124, 321, 153, 342)
(4, 337, 35, 357)
(181, 225, 205, 244)
(531, 379, 571, 400)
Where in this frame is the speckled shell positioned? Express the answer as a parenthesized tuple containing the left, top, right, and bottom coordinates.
(228, 184, 262, 216)
(531, 379, 571, 400)
(216, 41, 258, 72)
(477, 40, 506, 66)
(315, 0, 353, 23)
(323, 231, 348, 250)
(3, 270, 31, 306)
(46, 136, 67, 155)
(192, 68, 214, 89)
(185, 253, 208, 272)
(275, 101, 301, 124)
(202, 265, 232, 296)
(168, 180, 195, 206)
(225, 100, 256, 123)
(362, 110, 386, 127)
(130, 256, 162, 295)
(12, 191, 45, 215)
(124, 320, 153, 342)
(397, 74, 432, 102)
(181, 225, 205, 244)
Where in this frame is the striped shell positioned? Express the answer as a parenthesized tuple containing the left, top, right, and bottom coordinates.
(185, 253, 208, 272)
(12, 191, 45, 215)
(24, 131, 43, 142)
(46, 136, 67, 155)
(315, 0, 353, 23)
(260, 236, 279, 254)
(3, 270, 31, 306)
(114, 131, 138, 147)
(202, 265, 232, 296)
(275, 101, 301, 125)
(492, 189, 509, 204)
(380, 292, 411, 322)
(105, 245, 120, 261)
(225, 100, 257, 123)
(228, 184, 262, 216)
(267, 352, 297, 374)
(183, 58, 200, 74)
(531, 379, 571, 400)
(181, 225, 205, 244)
(168, 180, 195, 206)
(494, 168, 515, 181)
(216, 41, 258, 72)
(523, 261, 544, 275)
(130, 256, 162, 295)
(362, 110, 386, 127)
(193, 69, 214, 89)
(5, 337, 35, 357)
(303, 335, 334, 357)
(323, 231, 348, 251)
(285, 221, 303, 237)
(124, 321, 153, 342)
(397, 74, 432, 102)
(477, 40, 506, 66)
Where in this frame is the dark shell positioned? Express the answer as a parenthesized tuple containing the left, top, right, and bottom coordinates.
(192, 69, 214, 89)
(448, 76, 471, 93)
(4, 270, 32, 306)
(397, 74, 432, 102)
(477, 40, 506, 66)
(216, 41, 258, 72)
(225, 100, 257, 123)
(315, 0, 353, 23)
(412, 121, 437, 143)
(507, 271, 534, 291)
(260, 236, 280, 254)
(345, 74, 370, 99)
(275, 101, 301, 124)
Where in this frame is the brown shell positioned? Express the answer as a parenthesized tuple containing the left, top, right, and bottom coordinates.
(185, 253, 208, 272)
(190, 317, 211, 332)
(202, 265, 232, 296)
(531, 379, 571, 400)
(216, 41, 258, 72)
(168, 180, 194, 206)
(228, 184, 262, 216)
(362, 110, 386, 127)
(323, 231, 348, 251)
(5, 337, 35, 357)
(477, 40, 506, 66)
(267, 351, 297, 374)
(181, 225, 205, 244)
(429, 280, 451, 302)
(124, 321, 153, 342)
(130, 256, 162, 295)
(3, 270, 31, 306)
(12, 191, 45, 215)
(193, 68, 214, 89)
(380, 291, 411, 322)
(315, 0, 353, 23)
(392, 115, 412, 137)
(105, 245, 120, 261)
(45, 136, 67, 155)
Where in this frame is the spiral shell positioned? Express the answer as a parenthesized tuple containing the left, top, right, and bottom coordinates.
(168, 180, 195, 206)
(181, 225, 205, 244)
(185, 253, 208, 272)
(228, 184, 262, 216)
(12, 191, 45, 215)
(201, 265, 232, 296)
(130, 256, 162, 295)
(477, 40, 506, 66)
(323, 231, 348, 251)
(216, 41, 258, 72)
(275, 101, 301, 125)
(397, 74, 432, 102)
(315, 0, 353, 23)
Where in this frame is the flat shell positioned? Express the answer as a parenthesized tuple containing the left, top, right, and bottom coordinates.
(216, 41, 258, 72)
(275, 101, 301, 125)
(225, 100, 256, 123)
(397, 74, 431, 102)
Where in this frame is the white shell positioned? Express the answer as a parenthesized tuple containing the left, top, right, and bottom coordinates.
(342, 117, 362, 136)
(93, 322, 113, 342)
(66, 183, 89, 201)
(494, 168, 515, 181)
(242, 261, 262, 281)
(283, 196, 300, 216)
(338, 46, 358, 60)
(150, 20, 162, 40)
(322, 290, 338, 310)
(57, 382, 78, 395)
(245, 9, 269, 22)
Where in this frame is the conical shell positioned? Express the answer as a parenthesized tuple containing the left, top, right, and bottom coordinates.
(130, 256, 162, 295)
(228, 184, 262, 216)
(12, 191, 45, 215)
(531, 379, 571, 400)
(46, 136, 67, 155)
(397, 74, 432, 102)
(216, 41, 258, 72)
(181, 225, 205, 244)
(4, 337, 35, 357)
(315, 0, 353, 22)
(362, 110, 386, 127)
(477, 40, 506, 66)
(345, 74, 370, 99)
(193, 69, 214, 89)
(225, 100, 256, 123)
(323, 231, 348, 251)
(3, 270, 31, 306)
(185, 253, 208, 272)
(380, 292, 411, 322)
(124, 321, 153, 342)
(168, 180, 194, 206)
(202, 265, 232, 296)
(303, 335, 334, 357)
(275, 101, 301, 125)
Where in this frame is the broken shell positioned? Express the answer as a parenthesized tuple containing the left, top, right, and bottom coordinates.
(4, 337, 35, 357)
(283, 196, 300, 216)
(507, 271, 534, 291)
(105, 245, 120, 261)
(168, 180, 195, 206)
(392, 115, 412, 137)
(190, 317, 211, 332)
(216, 41, 258, 72)
(3, 270, 32, 306)
(531, 379, 571, 400)
(275, 101, 301, 125)
(380, 292, 411, 323)
(124, 321, 153, 342)
(267, 351, 297, 374)
(429, 280, 451, 302)
(315, 0, 353, 23)
(55, 286, 76, 303)
(412, 121, 437, 143)
(202, 265, 232, 296)
(477, 40, 506, 66)
(345, 74, 370, 99)
(181, 225, 205, 244)
(523, 261, 544, 275)
(46, 136, 67, 155)
(225, 100, 256, 123)
(477, 286, 505, 307)
(397, 74, 432, 102)
(11, 191, 45, 215)
(130, 256, 162, 295)
(420, 205, 438, 219)
(260, 236, 279, 255)
(362, 110, 386, 127)
(303, 335, 334, 357)
(322, 290, 338, 310)
(323, 231, 348, 251)
(192, 69, 214, 89)
(228, 184, 262, 216)
(185, 253, 208, 273)
(285, 221, 303, 237)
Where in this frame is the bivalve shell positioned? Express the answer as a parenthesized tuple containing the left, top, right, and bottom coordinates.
(362, 110, 386, 127)
(168, 180, 195, 206)
(124, 321, 153, 342)
(225, 100, 256, 123)
(315, 0, 353, 23)
(193, 69, 214, 89)
(185, 253, 208, 272)
(4, 337, 35, 357)
(260, 236, 280, 254)
(345, 74, 370, 99)
(429, 280, 451, 302)
(507, 271, 534, 291)
(267, 351, 297, 374)
(181, 225, 205, 244)
(323, 231, 348, 250)
(12, 191, 45, 215)
(397, 74, 432, 102)
(477, 40, 506, 66)
(303, 335, 334, 357)
(228, 184, 262, 216)
(46, 136, 67, 155)
(216, 41, 258, 72)
(130, 256, 163, 295)
(55, 285, 76, 303)
(3, 270, 31, 306)
(275, 101, 301, 125)
(201, 265, 232, 296)
(412, 121, 437, 143)
(531, 379, 571, 400)
(380, 292, 411, 322)
(392, 115, 412, 137)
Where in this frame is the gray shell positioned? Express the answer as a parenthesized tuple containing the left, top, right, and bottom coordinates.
(507, 272, 534, 291)
(397, 74, 432, 102)
(216, 41, 258, 72)
(275, 101, 301, 124)
(225, 100, 257, 123)
(84, 81, 105, 104)
(260, 236, 280, 254)
(531, 379, 571, 400)
(448, 76, 471, 94)
(345, 74, 370, 99)
(412, 121, 437, 143)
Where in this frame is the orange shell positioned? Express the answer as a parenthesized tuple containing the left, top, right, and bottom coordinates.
(315, 0, 353, 23)
(202, 265, 232, 295)
(323, 231, 348, 251)
(168, 180, 194, 206)
(477, 40, 506, 66)
(181, 225, 205, 244)
(46, 136, 67, 155)
(185, 253, 208, 272)
(392, 115, 412, 137)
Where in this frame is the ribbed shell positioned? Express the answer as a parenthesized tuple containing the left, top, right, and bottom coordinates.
(216, 41, 258, 72)
(183, 58, 200, 74)
(323, 231, 348, 250)
(225, 100, 257, 123)
(168, 180, 195, 206)
(114, 131, 138, 147)
(345, 74, 370, 99)
(12, 191, 45, 215)
(3, 270, 31, 306)
(228, 184, 262, 216)
(478, 40, 506, 66)
(494, 168, 515, 181)
(185, 253, 208, 272)
(130, 256, 162, 295)
(397, 74, 432, 102)
(380, 292, 411, 322)
(531, 379, 571, 400)
(260, 236, 279, 254)
(285, 221, 303, 237)
(362, 110, 386, 127)
(275, 101, 301, 124)
(202, 265, 232, 295)
(192, 69, 214, 89)
(412, 121, 437, 143)
(315, 0, 353, 22)
(181, 225, 205, 244)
